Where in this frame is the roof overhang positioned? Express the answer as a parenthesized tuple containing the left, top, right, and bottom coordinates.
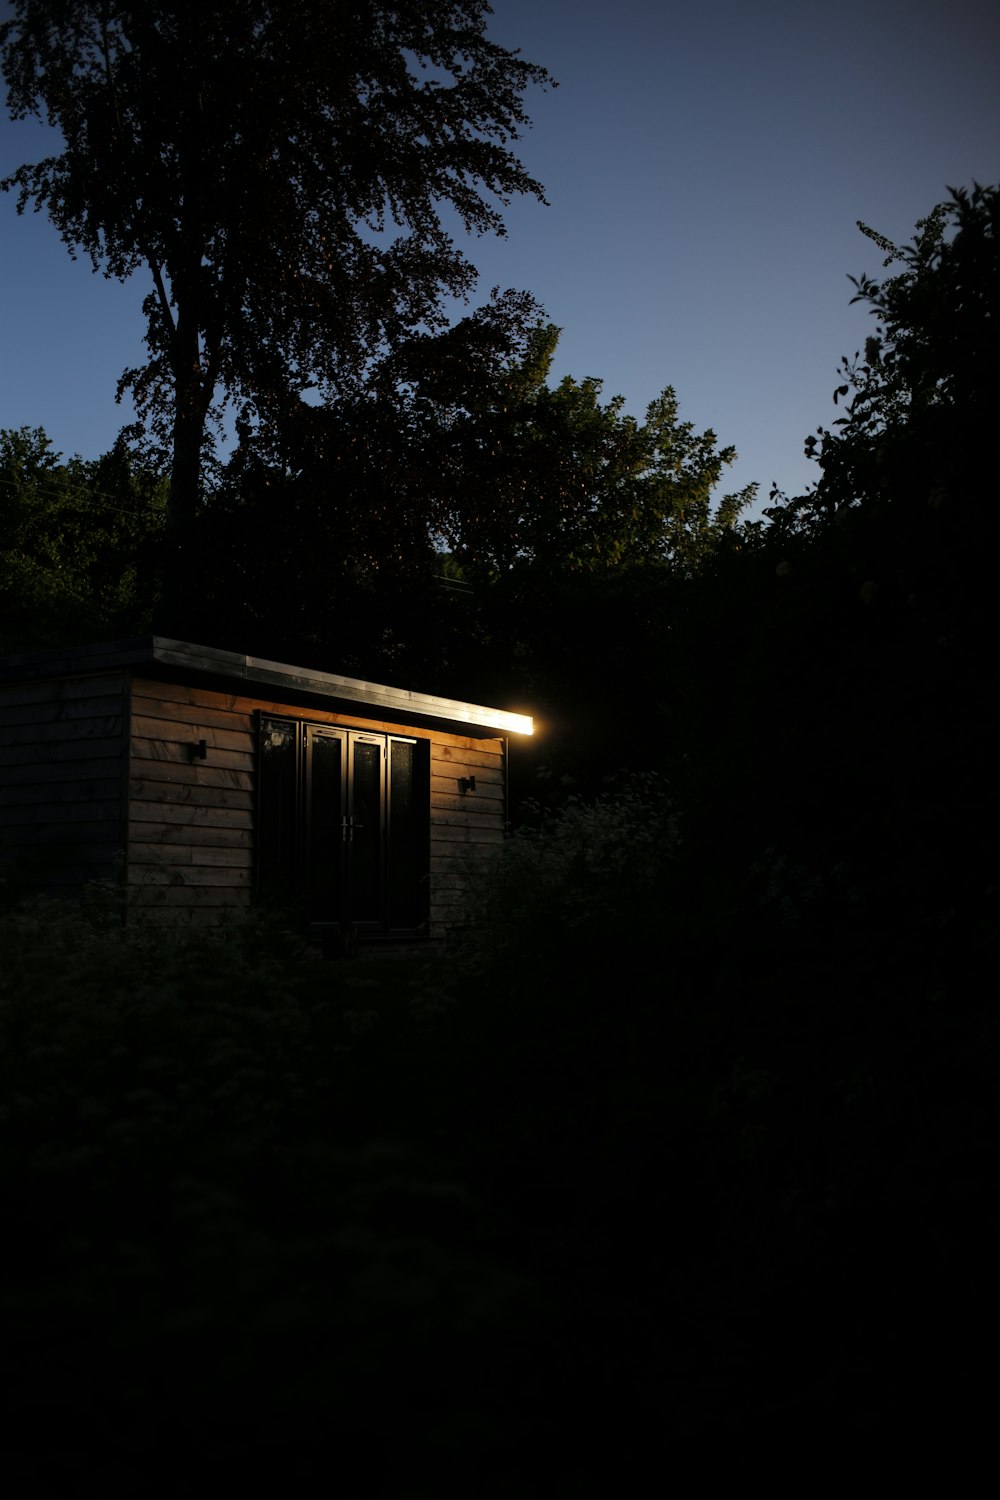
(0, 637, 534, 737)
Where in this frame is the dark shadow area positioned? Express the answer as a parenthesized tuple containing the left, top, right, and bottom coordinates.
(2, 185, 999, 1491)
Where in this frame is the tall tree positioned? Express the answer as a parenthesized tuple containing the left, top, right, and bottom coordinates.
(1, 1, 551, 621)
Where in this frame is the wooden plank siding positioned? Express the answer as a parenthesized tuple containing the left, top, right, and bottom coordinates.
(125, 675, 506, 936)
(428, 735, 505, 940)
(126, 677, 254, 924)
(0, 671, 128, 896)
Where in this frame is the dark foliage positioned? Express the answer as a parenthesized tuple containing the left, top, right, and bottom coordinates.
(437, 183, 1000, 1470)
(1, 1, 553, 623)
(0, 905, 541, 1496)
(169, 316, 755, 700)
(3, 185, 1000, 1490)
(0, 425, 165, 650)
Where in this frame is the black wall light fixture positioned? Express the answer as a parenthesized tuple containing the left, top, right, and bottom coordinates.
(189, 738, 208, 761)
(458, 774, 477, 795)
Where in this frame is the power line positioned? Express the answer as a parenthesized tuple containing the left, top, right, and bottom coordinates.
(0, 473, 166, 518)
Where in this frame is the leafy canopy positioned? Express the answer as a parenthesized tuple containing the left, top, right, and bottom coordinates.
(1, 1, 552, 545)
(0, 425, 166, 649)
(769, 183, 1000, 533)
(398, 322, 757, 578)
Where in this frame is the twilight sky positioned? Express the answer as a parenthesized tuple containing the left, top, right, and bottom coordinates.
(1, 0, 998, 518)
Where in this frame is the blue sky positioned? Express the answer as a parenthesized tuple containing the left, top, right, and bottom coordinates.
(1, 0, 998, 517)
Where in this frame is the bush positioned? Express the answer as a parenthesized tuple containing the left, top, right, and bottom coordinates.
(455, 772, 678, 982)
(0, 895, 540, 1493)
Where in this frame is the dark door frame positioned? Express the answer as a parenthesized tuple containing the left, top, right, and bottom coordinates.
(257, 712, 429, 939)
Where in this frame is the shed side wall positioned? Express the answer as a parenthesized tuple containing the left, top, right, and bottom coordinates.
(0, 670, 128, 897)
(127, 676, 504, 935)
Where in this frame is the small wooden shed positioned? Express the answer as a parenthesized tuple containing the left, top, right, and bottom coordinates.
(0, 638, 532, 943)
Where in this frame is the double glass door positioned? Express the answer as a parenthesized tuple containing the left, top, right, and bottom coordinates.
(304, 727, 383, 927)
(258, 717, 427, 935)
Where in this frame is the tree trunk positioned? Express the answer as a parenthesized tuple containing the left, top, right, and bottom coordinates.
(156, 316, 208, 638)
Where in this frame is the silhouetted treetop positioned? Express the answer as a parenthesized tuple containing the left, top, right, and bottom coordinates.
(1, 1, 553, 617)
(770, 183, 999, 534)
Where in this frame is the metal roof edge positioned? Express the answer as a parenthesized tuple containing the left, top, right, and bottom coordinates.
(150, 639, 534, 736)
(0, 637, 532, 736)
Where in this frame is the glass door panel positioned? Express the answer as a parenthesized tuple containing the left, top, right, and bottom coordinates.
(388, 738, 426, 929)
(305, 728, 345, 925)
(348, 736, 384, 925)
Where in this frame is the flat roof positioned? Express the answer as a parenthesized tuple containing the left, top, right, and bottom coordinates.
(0, 637, 534, 737)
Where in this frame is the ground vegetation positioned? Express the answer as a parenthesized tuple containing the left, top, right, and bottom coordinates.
(2, 184, 999, 1488)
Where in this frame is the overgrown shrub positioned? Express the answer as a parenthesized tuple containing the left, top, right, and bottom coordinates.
(0, 897, 538, 1494)
(455, 771, 678, 981)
